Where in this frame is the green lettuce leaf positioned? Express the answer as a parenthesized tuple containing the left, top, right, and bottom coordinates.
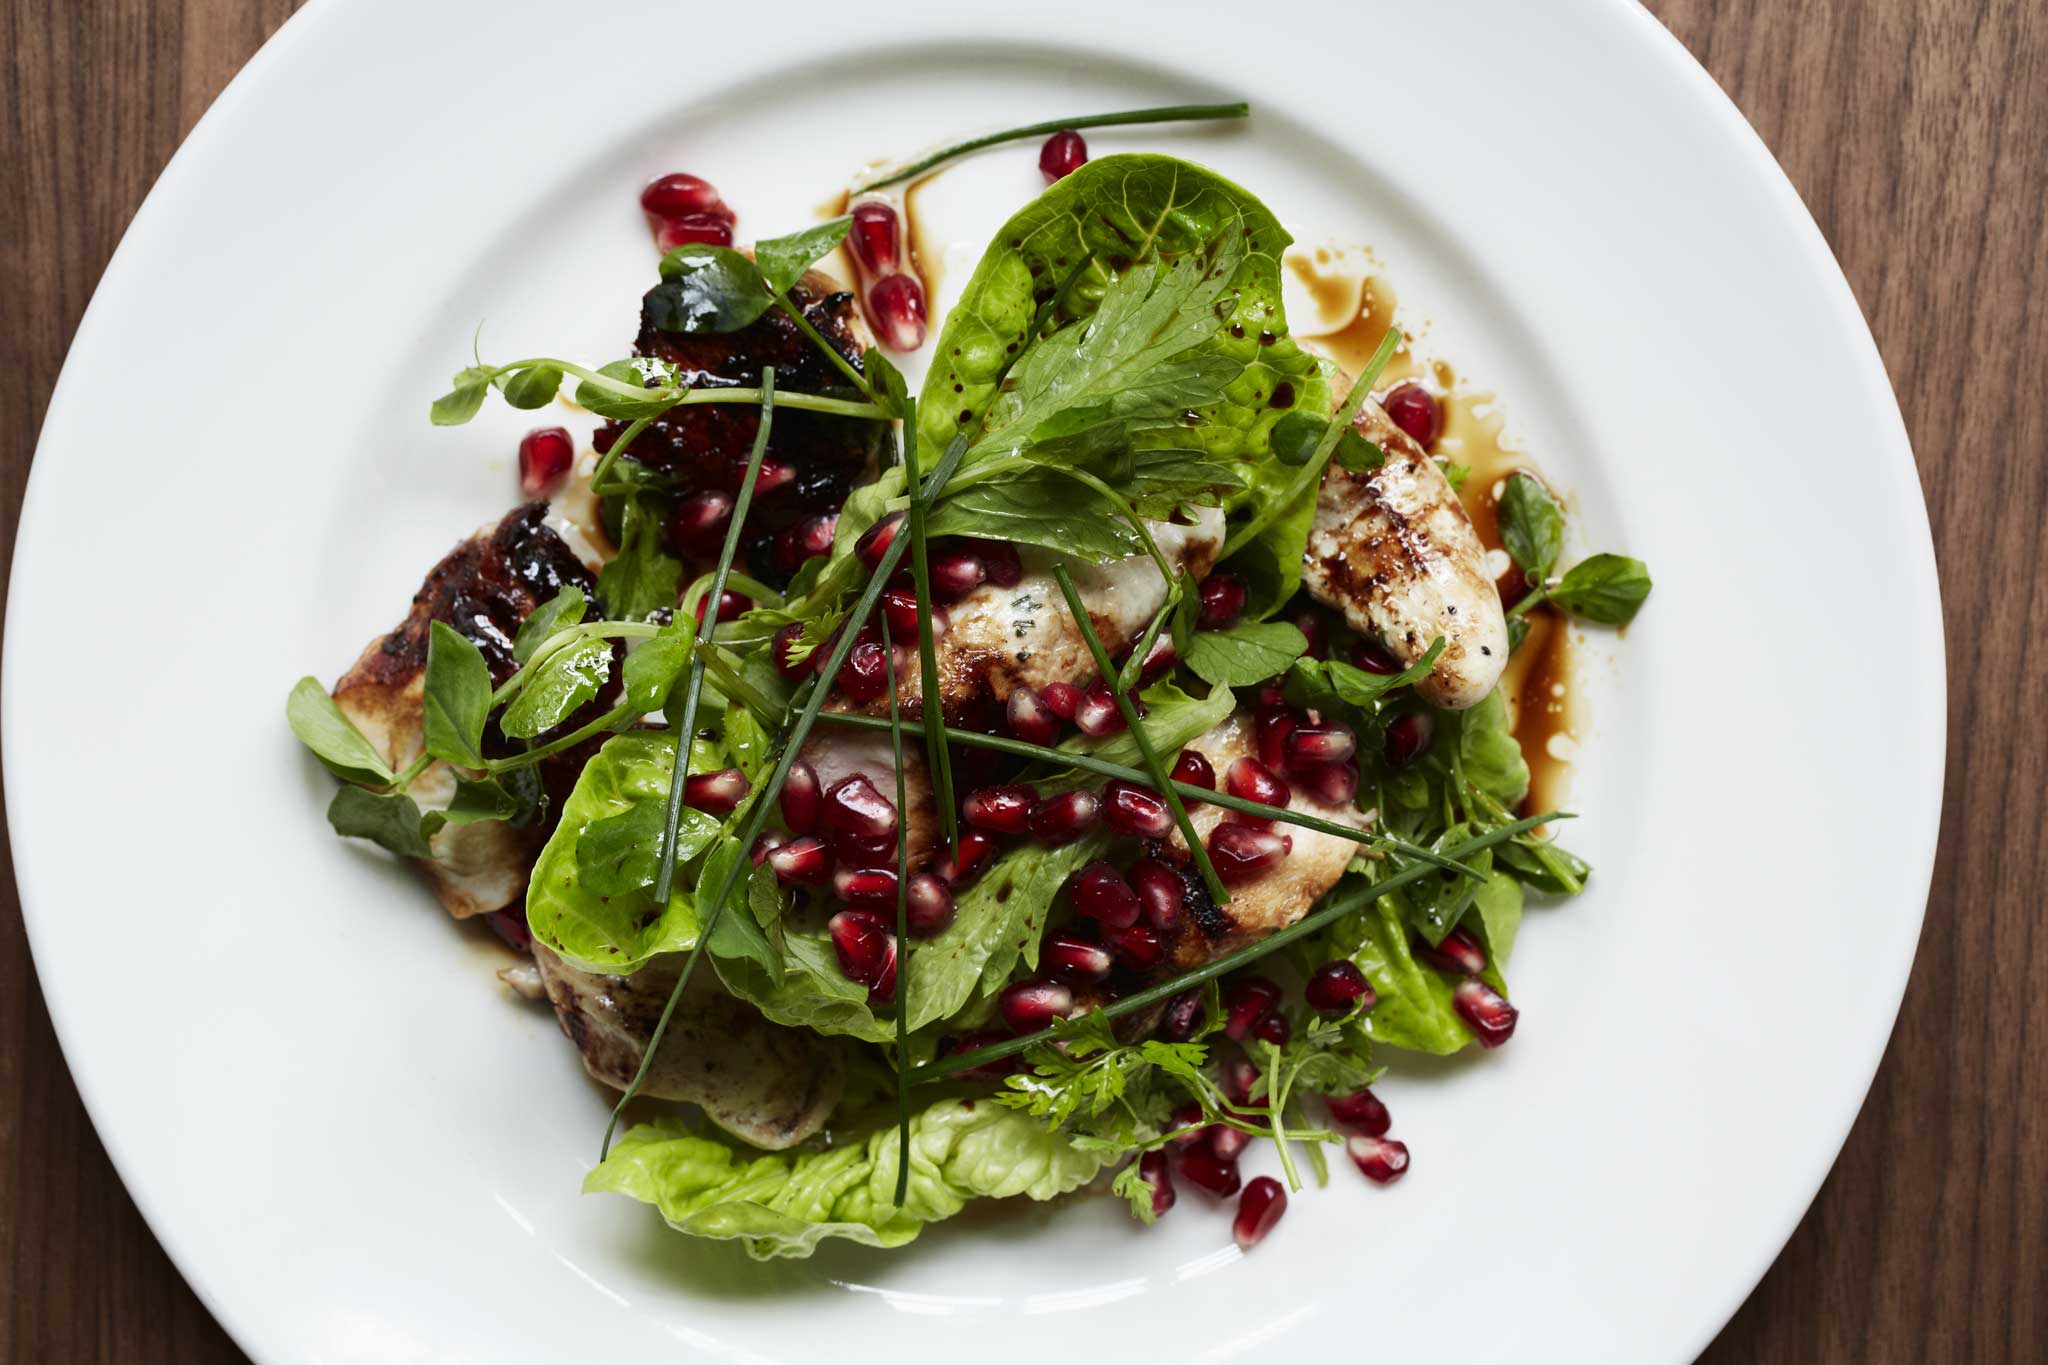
(1328, 890, 1510, 1056)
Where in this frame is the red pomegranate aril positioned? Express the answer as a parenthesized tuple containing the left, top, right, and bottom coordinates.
(684, 768, 750, 814)
(1102, 922, 1166, 970)
(962, 784, 1037, 834)
(998, 978, 1073, 1034)
(847, 197, 901, 275)
(750, 456, 796, 497)
(1066, 860, 1140, 928)
(1170, 747, 1216, 793)
(1290, 607, 1328, 660)
(1128, 857, 1185, 932)
(1165, 1101, 1206, 1144)
(1043, 932, 1114, 983)
(1006, 687, 1061, 746)
(1073, 684, 1125, 737)
(1222, 977, 1281, 1041)
(693, 588, 752, 625)
(867, 272, 927, 351)
(1179, 1147, 1242, 1199)
(486, 906, 532, 952)
(1285, 723, 1356, 768)
(835, 639, 890, 704)
(1138, 1150, 1176, 1218)
(977, 540, 1023, 588)
(928, 545, 986, 600)
(1326, 1087, 1391, 1137)
(1206, 1124, 1251, 1161)
(1212, 824, 1291, 884)
(1233, 1176, 1287, 1250)
(1038, 129, 1088, 184)
(1139, 635, 1178, 680)
(517, 427, 574, 498)
(1292, 760, 1359, 806)
(1102, 780, 1173, 838)
(905, 872, 956, 937)
(770, 623, 810, 679)
(767, 835, 833, 886)
(832, 829, 897, 870)
(941, 1028, 1016, 1078)
(1382, 382, 1443, 448)
(793, 513, 838, 561)
(855, 511, 904, 569)
(640, 172, 731, 223)
(1194, 572, 1247, 630)
(1158, 989, 1205, 1042)
(880, 585, 921, 642)
(669, 490, 733, 558)
(1420, 926, 1488, 976)
(1453, 979, 1519, 1047)
(1255, 707, 1299, 770)
(750, 831, 789, 865)
(824, 773, 898, 837)
(1029, 789, 1101, 844)
(1040, 681, 1081, 719)
(1225, 756, 1291, 815)
(656, 212, 736, 251)
(940, 830, 998, 887)
(1347, 1135, 1410, 1185)
(1218, 1051, 1260, 1106)
(829, 909, 897, 1002)
(1385, 710, 1435, 768)
(1350, 637, 1403, 674)
(834, 865, 898, 906)
(1251, 1010, 1291, 1046)
(1305, 959, 1374, 1013)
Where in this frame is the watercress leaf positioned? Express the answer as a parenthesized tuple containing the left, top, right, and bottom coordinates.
(286, 677, 395, 786)
(327, 786, 437, 858)
(442, 774, 530, 826)
(1402, 823, 1489, 944)
(576, 358, 680, 421)
(1457, 689, 1530, 808)
(430, 365, 494, 426)
(499, 635, 612, 738)
(1182, 621, 1307, 687)
(1497, 471, 1564, 580)
(1551, 553, 1652, 625)
(649, 245, 776, 334)
(421, 621, 492, 769)
(622, 623, 692, 714)
(512, 586, 588, 665)
(924, 467, 1145, 561)
(1282, 640, 1442, 716)
(753, 216, 852, 296)
(1269, 411, 1325, 467)
(596, 495, 682, 620)
(501, 363, 564, 410)
(1332, 430, 1386, 474)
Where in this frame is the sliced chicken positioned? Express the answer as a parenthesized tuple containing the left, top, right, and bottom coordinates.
(332, 503, 598, 918)
(534, 946, 843, 1150)
(1304, 400, 1508, 709)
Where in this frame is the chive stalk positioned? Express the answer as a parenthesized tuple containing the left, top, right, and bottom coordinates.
(853, 103, 1252, 192)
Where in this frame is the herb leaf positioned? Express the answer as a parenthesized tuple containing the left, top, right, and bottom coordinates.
(499, 636, 612, 738)
(286, 677, 394, 786)
(923, 468, 1146, 561)
(649, 246, 776, 334)
(1282, 639, 1442, 715)
(429, 365, 494, 426)
(1551, 553, 1652, 625)
(576, 359, 680, 421)
(512, 587, 588, 665)
(575, 799, 719, 898)
(1182, 621, 1307, 687)
(501, 364, 564, 410)
(622, 622, 692, 714)
(596, 494, 682, 620)
(754, 217, 852, 296)
(421, 622, 492, 769)
(1497, 471, 1564, 580)
(327, 787, 437, 858)
(443, 774, 532, 826)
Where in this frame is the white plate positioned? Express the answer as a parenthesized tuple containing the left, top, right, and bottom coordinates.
(5, 1, 1943, 1360)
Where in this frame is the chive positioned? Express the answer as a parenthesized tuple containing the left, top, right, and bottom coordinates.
(882, 612, 913, 1206)
(910, 812, 1565, 1084)
(853, 102, 1252, 192)
(1051, 564, 1228, 906)
(900, 401, 957, 847)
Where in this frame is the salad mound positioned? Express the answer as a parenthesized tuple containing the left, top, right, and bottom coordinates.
(288, 108, 1650, 1260)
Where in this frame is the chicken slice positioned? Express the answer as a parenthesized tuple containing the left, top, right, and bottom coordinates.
(1303, 400, 1508, 709)
(534, 946, 843, 1150)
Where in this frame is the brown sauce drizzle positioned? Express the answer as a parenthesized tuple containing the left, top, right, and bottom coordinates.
(903, 172, 941, 299)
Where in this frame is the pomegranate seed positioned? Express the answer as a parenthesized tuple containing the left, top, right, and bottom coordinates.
(1382, 383, 1443, 447)
(750, 831, 789, 865)
(792, 513, 838, 562)
(1178, 1147, 1241, 1198)
(855, 511, 903, 569)
(767, 835, 833, 885)
(1305, 960, 1374, 1013)
(1292, 760, 1359, 806)
(834, 865, 899, 906)
(941, 1029, 1015, 1078)
(828, 909, 897, 1002)
(640, 172, 731, 224)
(977, 540, 1023, 588)
(962, 784, 1037, 834)
(1453, 979, 1519, 1047)
(1350, 637, 1402, 674)
(905, 872, 955, 936)
(867, 272, 927, 351)
(1038, 129, 1088, 183)
(1029, 789, 1101, 843)
(930, 545, 986, 599)
(1218, 1051, 1260, 1106)
(1326, 1088, 1391, 1137)
(1165, 1101, 1206, 1144)
(1233, 1176, 1287, 1250)
(749, 456, 796, 497)
(770, 623, 810, 679)
(1138, 1150, 1176, 1218)
(1290, 607, 1329, 660)
(1206, 1124, 1251, 1161)
(1040, 681, 1081, 719)
(1196, 573, 1247, 629)
(659, 212, 738, 251)
(1253, 1011, 1292, 1045)
(1139, 635, 1177, 680)
(847, 197, 901, 275)
(1043, 932, 1114, 983)
(1128, 857, 1185, 931)
(880, 585, 920, 641)
(1073, 684, 1125, 736)
(1255, 707, 1299, 769)
(669, 490, 733, 558)
(1102, 780, 1172, 838)
(1158, 989, 1205, 1041)
(1347, 1135, 1410, 1185)
(998, 978, 1073, 1034)
(1210, 824, 1291, 884)
(486, 907, 532, 952)
(1066, 860, 1140, 928)
(824, 773, 898, 837)
(517, 427, 574, 498)
(1225, 757, 1291, 816)
(1170, 748, 1216, 792)
(1384, 710, 1434, 767)
(1420, 926, 1487, 976)
(940, 830, 998, 887)
(833, 830, 897, 869)
(1222, 977, 1280, 1041)
(1007, 687, 1061, 746)
(683, 768, 749, 814)
(835, 639, 889, 704)
(691, 589, 746, 625)
(1285, 723, 1356, 768)
(1102, 922, 1166, 970)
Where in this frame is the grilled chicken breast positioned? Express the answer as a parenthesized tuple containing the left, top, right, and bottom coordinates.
(1304, 399, 1507, 709)
(534, 945, 843, 1150)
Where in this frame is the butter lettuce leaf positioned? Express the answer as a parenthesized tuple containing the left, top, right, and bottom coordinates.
(1329, 890, 1511, 1056)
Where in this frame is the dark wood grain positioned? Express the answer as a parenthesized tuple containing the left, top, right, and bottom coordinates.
(1, 1, 2041, 1360)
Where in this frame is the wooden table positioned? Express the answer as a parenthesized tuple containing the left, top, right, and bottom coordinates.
(2, 2, 2041, 1359)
